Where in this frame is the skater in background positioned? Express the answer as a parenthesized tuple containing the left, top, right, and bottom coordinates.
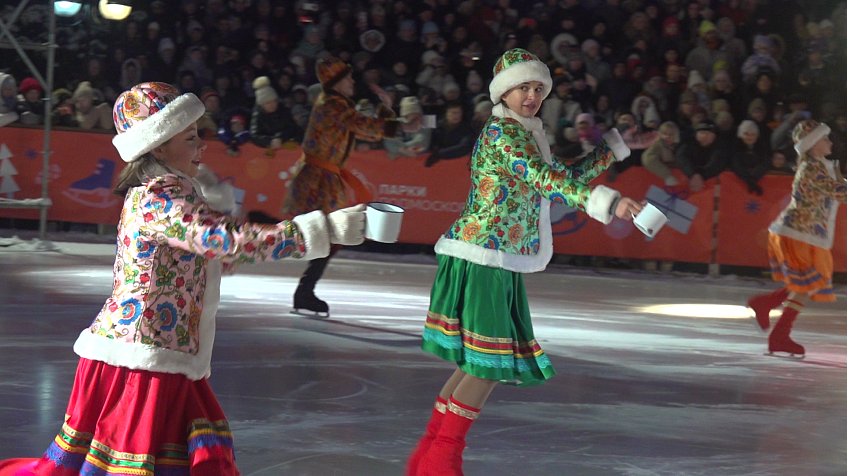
(748, 119, 845, 358)
(281, 56, 422, 316)
(0, 82, 365, 476)
(406, 49, 641, 476)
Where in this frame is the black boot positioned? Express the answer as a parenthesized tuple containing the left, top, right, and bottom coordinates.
(293, 257, 330, 317)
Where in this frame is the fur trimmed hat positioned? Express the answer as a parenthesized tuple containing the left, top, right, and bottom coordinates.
(489, 48, 552, 104)
(316, 56, 351, 88)
(112, 82, 204, 163)
(252, 76, 278, 106)
(793, 119, 831, 154)
(399, 96, 422, 117)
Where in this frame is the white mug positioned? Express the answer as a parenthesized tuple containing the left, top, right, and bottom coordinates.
(365, 202, 405, 243)
(632, 203, 669, 238)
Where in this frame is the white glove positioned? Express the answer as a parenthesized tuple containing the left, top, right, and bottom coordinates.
(327, 204, 366, 246)
(194, 165, 236, 215)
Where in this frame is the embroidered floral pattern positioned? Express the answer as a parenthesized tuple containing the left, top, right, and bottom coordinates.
(771, 156, 847, 245)
(444, 116, 618, 254)
(284, 92, 396, 215)
(87, 174, 309, 355)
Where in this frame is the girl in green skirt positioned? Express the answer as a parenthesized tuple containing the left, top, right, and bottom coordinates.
(406, 49, 643, 476)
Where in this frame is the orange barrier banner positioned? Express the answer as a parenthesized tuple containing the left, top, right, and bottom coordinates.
(716, 172, 847, 272)
(0, 127, 471, 245)
(16, 127, 847, 269)
(551, 167, 715, 263)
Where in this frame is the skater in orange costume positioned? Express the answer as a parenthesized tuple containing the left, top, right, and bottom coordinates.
(748, 119, 846, 358)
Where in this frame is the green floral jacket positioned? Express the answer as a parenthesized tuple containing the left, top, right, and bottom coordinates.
(435, 114, 626, 273)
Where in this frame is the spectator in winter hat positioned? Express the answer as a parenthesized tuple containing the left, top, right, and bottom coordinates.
(0, 73, 18, 127)
(359, 29, 386, 53)
(675, 119, 731, 191)
(196, 91, 222, 138)
(72, 81, 111, 130)
(15, 77, 44, 125)
(581, 39, 611, 83)
(741, 35, 781, 84)
(384, 96, 431, 160)
(249, 76, 299, 149)
(643, 121, 682, 186)
(684, 20, 729, 82)
(730, 119, 770, 195)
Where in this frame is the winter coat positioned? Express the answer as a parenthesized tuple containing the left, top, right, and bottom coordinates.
(434, 103, 628, 273)
(249, 105, 300, 147)
(769, 154, 847, 249)
(74, 172, 330, 380)
(283, 90, 400, 215)
(675, 137, 731, 180)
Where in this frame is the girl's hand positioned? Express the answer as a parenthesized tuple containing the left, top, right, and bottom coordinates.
(615, 197, 643, 220)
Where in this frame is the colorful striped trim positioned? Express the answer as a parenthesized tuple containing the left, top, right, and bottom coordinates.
(425, 311, 545, 359)
(187, 419, 234, 453)
(434, 400, 447, 414)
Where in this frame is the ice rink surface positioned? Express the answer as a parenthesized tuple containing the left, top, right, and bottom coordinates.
(1, 241, 846, 476)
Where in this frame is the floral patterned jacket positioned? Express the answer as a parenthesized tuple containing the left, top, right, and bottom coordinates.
(769, 154, 847, 249)
(284, 91, 400, 215)
(435, 109, 628, 273)
(74, 173, 329, 380)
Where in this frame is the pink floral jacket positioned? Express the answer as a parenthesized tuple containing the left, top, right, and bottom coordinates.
(73, 173, 329, 380)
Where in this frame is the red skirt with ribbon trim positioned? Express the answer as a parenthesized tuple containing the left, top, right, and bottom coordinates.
(0, 358, 239, 476)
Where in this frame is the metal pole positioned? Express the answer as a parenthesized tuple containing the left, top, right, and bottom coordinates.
(40, 1, 57, 241)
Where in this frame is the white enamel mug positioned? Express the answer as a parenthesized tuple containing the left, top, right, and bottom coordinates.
(632, 203, 669, 238)
(365, 202, 405, 243)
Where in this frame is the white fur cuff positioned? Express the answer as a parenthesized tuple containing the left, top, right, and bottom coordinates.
(586, 185, 620, 224)
(602, 129, 631, 162)
(795, 123, 831, 154)
(292, 210, 331, 260)
(112, 93, 205, 163)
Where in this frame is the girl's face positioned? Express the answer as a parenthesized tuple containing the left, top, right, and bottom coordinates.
(205, 96, 221, 112)
(576, 119, 590, 132)
(660, 129, 676, 145)
(25, 89, 40, 102)
(446, 106, 462, 125)
(393, 62, 408, 76)
(741, 129, 758, 146)
(501, 81, 544, 118)
(808, 135, 833, 157)
(664, 49, 679, 64)
(751, 108, 766, 122)
(1, 85, 14, 98)
(154, 123, 206, 178)
(714, 76, 730, 90)
(76, 96, 93, 112)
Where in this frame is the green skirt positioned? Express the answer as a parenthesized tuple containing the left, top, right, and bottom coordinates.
(422, 254, 556, 387)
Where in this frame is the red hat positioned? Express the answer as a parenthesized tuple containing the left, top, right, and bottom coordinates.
(19, 77, 42, 96)
(316, 56, 351, 88)
(230, 114, 246, 124)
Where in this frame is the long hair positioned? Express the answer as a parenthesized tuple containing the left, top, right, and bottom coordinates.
(112, 152, 179, 196)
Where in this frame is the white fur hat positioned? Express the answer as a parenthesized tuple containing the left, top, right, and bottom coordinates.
(112, 82, 204, 163)
(253, 76, 278, 106)
(489, 48, 552, 104)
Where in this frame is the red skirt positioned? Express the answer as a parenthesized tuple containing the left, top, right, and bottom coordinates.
(0, 358, 239, 476)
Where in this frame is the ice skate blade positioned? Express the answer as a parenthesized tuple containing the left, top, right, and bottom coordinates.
(764, 351, 806, 360)
(291, 308, 330, 319)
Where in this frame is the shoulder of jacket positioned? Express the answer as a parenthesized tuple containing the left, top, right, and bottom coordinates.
(143, 173, 196, 196)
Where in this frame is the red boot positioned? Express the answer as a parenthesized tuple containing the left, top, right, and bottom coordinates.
(768, 305, 804, 357)
(418, 396, 481, 476)
(405, 396, 447, 476)
(748, 287, 789, 332)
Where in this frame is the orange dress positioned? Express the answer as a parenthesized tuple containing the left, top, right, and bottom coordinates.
(283, 91, 399, 215)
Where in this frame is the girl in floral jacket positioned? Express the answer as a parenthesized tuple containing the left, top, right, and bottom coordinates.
(0, 82, 365, 476)
(748, 119, 846, 358)
(406, 49, 642, 476)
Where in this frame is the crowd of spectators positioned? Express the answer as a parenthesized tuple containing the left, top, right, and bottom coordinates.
(1, 0, 846, 191)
